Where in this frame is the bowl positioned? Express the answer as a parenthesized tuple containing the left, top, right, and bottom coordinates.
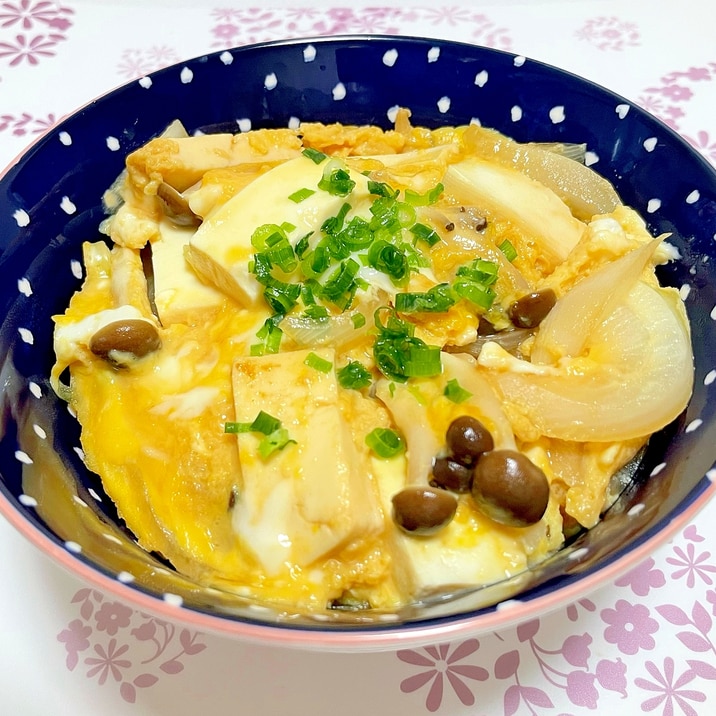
(1, 35, 715, 652)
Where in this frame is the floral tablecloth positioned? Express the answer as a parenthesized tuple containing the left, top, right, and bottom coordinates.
(2, 1, 716, 714)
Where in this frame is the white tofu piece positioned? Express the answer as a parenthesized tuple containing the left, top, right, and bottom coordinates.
(186, 155, 373, 307)
(230, 348, 383, 575)
(151, 219, 226, 324)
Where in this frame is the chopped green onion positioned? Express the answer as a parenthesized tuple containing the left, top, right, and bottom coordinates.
(294, 231, 312, 259)
(302, 147, 327, 164)
(456, 258, 498, 286)
(337, 360, 372, 390)
(251, 223, 286, 250)
(318, 166, 356, 197)
(444, 378, 473, 404)
(303, 304, 329, 319)
(367, 180, 399, 199)
(365, 428, 405, 458)
(367, 239, 409, 285)
(224, 421, 253, 434)
(263, 282, 300, 315)
(394, 283, 456, 313)
(498, 238, 518, 262)
(372, 309, 441, 382)
(300, 245, 331, 279)
(351, 312, 366, 329)
(403, 344, 442, 378)
(251, 317, 283, 355)
(404, 183, 444, 206)
(258, 427, 296, 459)
(249, 410, 282, 435)
(288, 187, 316, 203)
(410, 222, 441, 247)
(321, 202, 352, 235)
(320, 258, 360, 302)
(338, 216, 373, 250)
(304, 351, 333, 373)
(250, 252, 274, 285)
(281, 221, 296, 234)
(453, 279, 496, 310)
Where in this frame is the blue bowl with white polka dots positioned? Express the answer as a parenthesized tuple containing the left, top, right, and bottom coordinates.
(0, 36, 715, 651)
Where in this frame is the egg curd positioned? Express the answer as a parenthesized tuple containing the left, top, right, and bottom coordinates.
(50, 111, 694, 612)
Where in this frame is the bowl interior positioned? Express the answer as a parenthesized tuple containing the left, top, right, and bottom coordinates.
(1, 36, 716, 646)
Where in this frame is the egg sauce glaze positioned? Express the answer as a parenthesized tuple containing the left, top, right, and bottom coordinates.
(49, 113, 693, 613)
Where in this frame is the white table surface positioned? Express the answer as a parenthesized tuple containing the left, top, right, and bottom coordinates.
(2, 1, 716, 713)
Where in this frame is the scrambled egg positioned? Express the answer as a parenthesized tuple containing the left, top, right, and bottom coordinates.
(50, 113, 693, 612)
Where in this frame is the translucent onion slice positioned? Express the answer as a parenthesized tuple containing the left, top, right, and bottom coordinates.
(531, 239, 660, 364)
(462, 125, 621, 221)
(374, 380, 441, 486)
(441, 158, 585, 266)
(441, 352, 517, 451)
(478, 281, 693, 442)
(421, 206, 530, 294)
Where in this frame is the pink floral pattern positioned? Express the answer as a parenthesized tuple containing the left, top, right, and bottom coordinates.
(116, 45, 182, 79)
(575, 16, 640, 51)
(0, 111, 56, 135)
(395, 524, 716, 713)
(637, 63, 716, 166)
(0, 0, 74, 66)
(205, 7, 512, 51)
(57, 589, 207, 704)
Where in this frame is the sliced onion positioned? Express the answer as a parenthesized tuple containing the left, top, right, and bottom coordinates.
(282, 310, 369, 349)
(478, 281, 693, 442)
(421, 206, 531, 294)
(531, 239, 660, 364)
(374, 380, 441, 486)
(441, 158, 585, 266)
(441, 353, 517, 450)
(462, 125, 621, 221)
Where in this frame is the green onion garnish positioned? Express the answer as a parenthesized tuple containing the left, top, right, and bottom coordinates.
(338, 216, 373, 250)
(456, 258, 498, 285)
(251, 223, 286, 250)
(410, 222, 441, 247)
(320, 258, 360, 302)
(304, 351, 333, 373)
(300, 245, 331, 279)
(453, 279, 496, 311)
(337, 360, 372, 390)
(288, 187, 316, 203)
(351, 312, 366, 329)
(394, 283, 456, 313)
(321, 202, 351, 235)
(365, 428, 405, 458)
(250, 316, 283, 355)
(224, 422, 252, 434)
(367, 239, 409, 285)
(302, 147, 327, 164)
(249, 410, 282, 435)
(498, 238, 518, 262)
(404, 183, 444, 206)
(263, 280, 301, 315)
(367, 180, 399, 199)
(372, 308, 441, 382)
(258, 427, 296, 460)
(402, 344, 442, 378)
(294, 231, 312, 259)
(318, 166, 356, 197)
(303, 304, 329, 319)
(444, 378, 473, 404)
(226, 412, 295, 460)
